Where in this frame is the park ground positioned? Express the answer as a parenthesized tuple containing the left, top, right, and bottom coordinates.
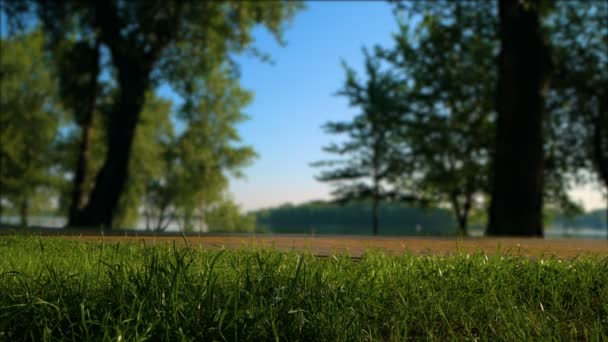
(1, 227, 607, 258)
(1, 233, 607, 340)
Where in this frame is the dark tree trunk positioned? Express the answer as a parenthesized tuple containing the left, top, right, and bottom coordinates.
(144, 206, 151, 231)
(64, 1, 175, 229)
(591, 96, 607, 238)
(371, 196, 379, 236)
(67, 117, 95, 225)
(67, 45, 100, 226)
(487, 0, 551, 237)
(19, 195, 28, 228)
(71, 59, 150, 228)
(451, 192, 471, 237)
(458, 217, 468, 237)
(156, 208, 166, 232)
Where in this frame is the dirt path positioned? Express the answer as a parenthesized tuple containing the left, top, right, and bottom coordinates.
(10, 230, 607, 258)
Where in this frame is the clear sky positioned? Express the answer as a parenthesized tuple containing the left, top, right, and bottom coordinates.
(223, 1, 400, 211)
(223, 1, 396, 210)
(206, 1, 604, 212)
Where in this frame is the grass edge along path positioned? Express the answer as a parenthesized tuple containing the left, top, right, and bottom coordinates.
(2, 226, 608, 258)
(1, 236, 607, 341)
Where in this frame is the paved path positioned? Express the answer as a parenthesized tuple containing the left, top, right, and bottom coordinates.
(4, 228, 605, 258)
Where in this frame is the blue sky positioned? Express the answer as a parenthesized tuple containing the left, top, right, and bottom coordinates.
(214, 1, 401, 211)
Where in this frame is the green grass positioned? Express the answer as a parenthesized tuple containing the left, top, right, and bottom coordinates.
(1, 236, 607, 341)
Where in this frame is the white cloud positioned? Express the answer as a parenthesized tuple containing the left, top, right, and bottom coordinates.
(569, 183, 606, 211)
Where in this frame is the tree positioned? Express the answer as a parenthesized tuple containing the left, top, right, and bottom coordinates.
(11, 1, 302, 228)
(374, 0, 604, 237)
(389, 0, 600, 235)
(487, 0, 552, 237)
(313, 51, 409, 235)
(143, 65, 257, 232)
(0, 30, 62, 226)
(385, 1, 497, 235)
(206, 197, 256, 233)
(113, 93, 174, 228)
(545, 1, 608, 235)
(52, 86, 113, 220)
(51, 38, 102, 226)
(47, 89, 173, 228)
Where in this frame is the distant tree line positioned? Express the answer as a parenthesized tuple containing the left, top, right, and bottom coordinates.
(551, 209, 607, 231)
(314, 0, 607, 236)
(254, 200, 457, 235)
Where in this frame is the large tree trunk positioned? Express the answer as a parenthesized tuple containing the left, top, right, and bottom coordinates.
(487, 0, 551, 237)
(71, 59, 150, 228)
(371, 196, 379, 236)
(67, 118, 95, 226)
(199, 201, 208, 233)
(591, 95, 608, 238)
(67, 52, 99, 226)
(68, 114, 95, 225)
(451, 192, 471, 237)
(19, 195, 28, 228)
(64, 1, 174, 229)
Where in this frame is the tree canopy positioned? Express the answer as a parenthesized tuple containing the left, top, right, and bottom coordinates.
(312, 50, 410, 235)
(0, 29, 63, 225)
(3, 1, 302, 229)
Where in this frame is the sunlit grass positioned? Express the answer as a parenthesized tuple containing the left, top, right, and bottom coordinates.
(1, 236, 607, 341)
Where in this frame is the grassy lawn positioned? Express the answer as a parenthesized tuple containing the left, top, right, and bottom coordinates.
(1, 236, 607, 341)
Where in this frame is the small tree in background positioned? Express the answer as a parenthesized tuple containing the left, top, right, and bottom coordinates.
(206, 197, 256, 233)
(383, 1, 497, 236)
(0, 30, 63, 226)
(313, 51, 409, 235)
(143, 66, 257, 232)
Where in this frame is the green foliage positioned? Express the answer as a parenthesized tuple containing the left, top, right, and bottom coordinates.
(382, 1, 606, 231)
(1, 1, 289, 228)
(0, 29, 63, 221)
(206, 197, 256, 233)
(319, 0, 606, 235)
(147, 69, 256, 232)
(313, 50, 411, 234)
(153, 1, 304, 93)
(2, 1, 604, 233)
(314, 51, 407, 202)
(545, 1, 608, 206)
(25, 1, 304, 87)
(382, 1, 497, 234)
(1, 237, 607, 340)
(6, 1, 303, 228)
(52, 39, 100, 126)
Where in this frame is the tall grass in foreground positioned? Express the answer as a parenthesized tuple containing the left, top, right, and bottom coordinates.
(0, 236, 607, 341)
